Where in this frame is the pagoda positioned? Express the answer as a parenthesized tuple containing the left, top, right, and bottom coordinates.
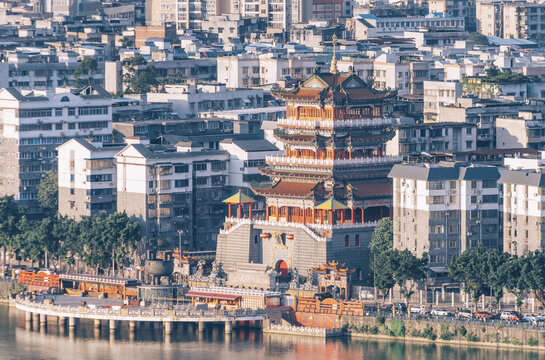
(216, 47, 401, 288)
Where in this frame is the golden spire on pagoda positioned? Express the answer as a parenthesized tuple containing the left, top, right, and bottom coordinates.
(330, 34, 338, 74)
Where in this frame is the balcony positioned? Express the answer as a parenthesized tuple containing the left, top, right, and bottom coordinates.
(219, 217, 380, 242)
(265, 155, 402, 168)
(277, 117, 395, 129)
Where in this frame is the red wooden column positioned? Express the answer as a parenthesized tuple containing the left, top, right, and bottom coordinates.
(302, 207, 306, 224)
(341, 210, 345, 225)
(329, 210, 333, 225)
(228, 204, 232, 218)
(361, 208, 365, 223)
(249, 203, 253, 219)
(237, 204, 242, 218)
(276, 206, 279, 222)
(266, 204, 269, 220)
(351, 208, 355, 224)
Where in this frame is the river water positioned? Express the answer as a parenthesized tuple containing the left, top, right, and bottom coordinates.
(0, 304, 543, 360)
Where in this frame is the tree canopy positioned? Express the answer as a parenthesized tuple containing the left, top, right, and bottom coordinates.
(73, 57, 98, 88)
(37, 170, 58, 215)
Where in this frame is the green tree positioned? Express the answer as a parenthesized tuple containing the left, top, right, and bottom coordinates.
(0, 196, 24, 264)
(374, 249, 397, 302)
(504, 256, 527, 309)
(73, 57, 98, 88)
(393, 250, 428, 306)
(520, 252, 545, 308)
(19, 217, 57, 267)
(469, 32, 490, 46)
(484, 249, 510, 309)
(37, 170, 58, 215)
(448, 246, 490, 308)
(77, 213, 141, 274)
(370, 218, 393, 283)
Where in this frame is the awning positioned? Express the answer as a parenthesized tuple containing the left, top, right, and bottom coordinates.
(429, 266, 448, 273)
(186, 291, 241, 301)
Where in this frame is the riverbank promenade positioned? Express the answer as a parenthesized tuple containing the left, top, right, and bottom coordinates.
(15, 295, 266, 334)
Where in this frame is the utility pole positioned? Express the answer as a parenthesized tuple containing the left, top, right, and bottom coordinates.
(112, 249, 115, 277)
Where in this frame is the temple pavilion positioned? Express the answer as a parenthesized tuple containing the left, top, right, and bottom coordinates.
(216, 52, 402, 288)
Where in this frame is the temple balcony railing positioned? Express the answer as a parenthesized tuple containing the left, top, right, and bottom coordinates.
(219, 217, 380, 241)
(265, 155, 403, 168)
(277, 117, 395, 129)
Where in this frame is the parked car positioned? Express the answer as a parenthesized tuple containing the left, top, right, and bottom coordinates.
(456, 309, 473, 319)
(431, 308, 453, 317)
(410, 306, 430, 315)
(474, 311, 494, 320)
(500, 312, 521, 322)
(384, 303, 407, 314)
(523, 314, 540, 324)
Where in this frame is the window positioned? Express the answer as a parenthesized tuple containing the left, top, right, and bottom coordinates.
(471, 181, 478, 189)
(17, 108, 52, 118)
(195, 177, 208, 186)
(482, 195, 498, 203)
(78, 106, 108, 116)
(68, 108, 75, 116)
(466, 127, 472, 134)
(466, 141, 473, 148)
(87, 174, 112, 182)
(482, 180, 497, 188)
(68, 123, 76, 130)
(193, 163, 207, 171)
(175, 165, 189, 173)
(55, 108, 63, 116)
(471, 196, 477, 204)
(344, 235, 350, 248)
(78, 121, 108, 129)
(175, 179, 189, 188)
(355, 234, 360, 247)
(450, 181, 456, 189)
(70, 174, 75, 181)
(70, 188, 74, 195)
(428, 181, 444, 190)
(55, 123, 62, 130)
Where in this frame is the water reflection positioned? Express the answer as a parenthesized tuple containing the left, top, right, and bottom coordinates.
(1, 305, 543, 360)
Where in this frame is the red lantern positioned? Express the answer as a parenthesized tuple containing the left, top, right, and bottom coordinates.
(260, 233, 270, 239)
(286, 234, 295, 240)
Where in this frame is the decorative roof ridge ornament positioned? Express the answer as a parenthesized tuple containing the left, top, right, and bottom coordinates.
(330, 34, 338, 75)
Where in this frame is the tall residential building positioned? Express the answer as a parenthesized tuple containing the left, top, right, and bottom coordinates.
(0, 86, 113, 213)
(116, 141, 230, 251)
(312, 0, 353, 24)
(217, 55, 318, 88)
(57, 139, 123, 220)
(476, 1, 545, 47)
(429, 0, 476, 32)
(500, 156, 545, 255)
(235, 0, 297, 31)
(389, 162, 501, 275)
(216, 65, 401, 289)
(145, 0, 230, 29)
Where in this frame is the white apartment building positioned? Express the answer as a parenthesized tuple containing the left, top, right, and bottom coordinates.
(144, 83, 264, 117)
(423, 80, 462, 122)
(477, 1, 545, 47)
(496, 110, 545, 150)
(0, 86, 113, 212)
(116, 141, 230, 251)
(500, 160, 545, 256)
(386, 122, 477, 156)
(235, 0, 293, 30)
(219, 138, 282, 189)
(217, 55, 318, 89)
(351, 13, 465, 39)
(389, 162, 501, 273)
(57, 139, 123, 220)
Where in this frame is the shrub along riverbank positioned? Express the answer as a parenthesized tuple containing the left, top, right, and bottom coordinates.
(343, 316, 545, 351)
